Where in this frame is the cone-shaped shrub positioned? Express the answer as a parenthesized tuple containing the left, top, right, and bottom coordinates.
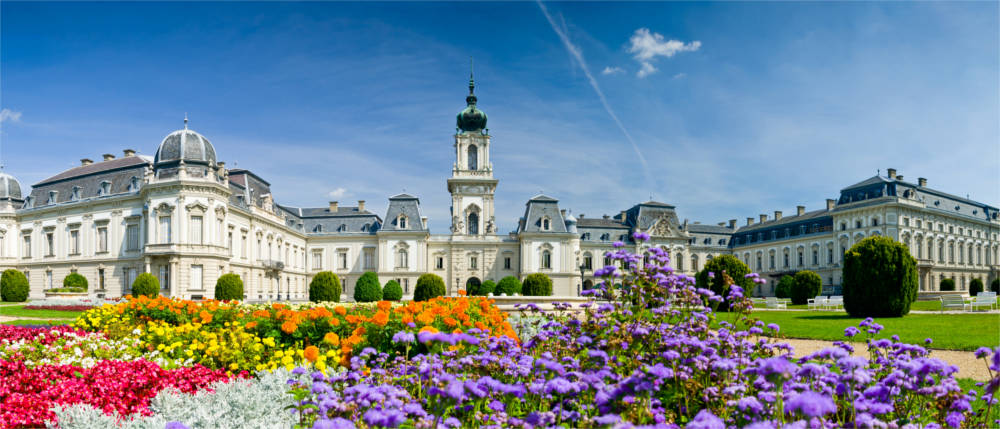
(131, 273, 160, 298)
(354, 272, 382, 302)
(382, 280, 403, 301)
(214, 273, 244, 301)
(522, 273, 553, 296)
(309, 271, 341, 302)
(843, 236, 918, 317)
(1, 269, 29, 302)
(414, 273, 446, 302)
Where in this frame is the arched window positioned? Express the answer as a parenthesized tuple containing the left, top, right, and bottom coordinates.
(541, 250, 552, 269)
(468, 212, 479, 235)
(691, 255, 699, 272)
(397, 249, 409, 268)
(542, 217, 551, 231)
(398, 215, 407, 229)
(467, 145, 478, 170)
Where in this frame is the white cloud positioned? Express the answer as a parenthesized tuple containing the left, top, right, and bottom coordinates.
(601, 66, 624, 75)
(327, 187, 347, 198)
(627, 28, 700, 78)
(673, 72, 687, 79)
(0, 109, 22, 123)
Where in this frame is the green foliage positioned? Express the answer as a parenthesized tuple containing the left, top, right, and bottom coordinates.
(992, 278, 1000, 293)
(521, 273, 553, 296)
(479, 280, 496, 296)
(694, 255, 752, 311)
(775, 276, 795, 299)
(382, 280, 403, 301)
(495, 276, 522, 296)
(1, 269, 29, 302)
(309, 271, 341, 303)
(939, 278, 956, 292)
(354, 272, 382, 302)
(970, 278, 984, 295)
(465, 278, 482, 296)
(63, 273, 88, 290)
(791, 270, 823, 305)
(214, 273, 244, 301)
(414, 273, 446, 302)
(49, 287, 86, 293)
(131, 273, 160, 298)
(842, 236, 919, 317)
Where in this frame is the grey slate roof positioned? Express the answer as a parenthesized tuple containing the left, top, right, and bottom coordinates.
(518, 194, 567, 233)
(278, 203, 381, 235)
(383, 194, 427, 232)
(26, 157, 151, 207)
(734, 209, 831, 234)
(154, 129, 216, 166)
(35, 156, 151, 186)
(0, 172, 23, 200)
(626, 201, 680, 231)
(685, 224, 735, 234)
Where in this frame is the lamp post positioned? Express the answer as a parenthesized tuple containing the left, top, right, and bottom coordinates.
(579, 264, 587, 296)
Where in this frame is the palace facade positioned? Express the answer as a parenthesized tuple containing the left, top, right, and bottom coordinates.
(1, 77, 997, 300)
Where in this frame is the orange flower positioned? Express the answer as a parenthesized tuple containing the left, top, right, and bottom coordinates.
(272, 303, 287, 310)
(303, 346, 320, 362)
(324, 332, 340, 346)
(334, 306, 347, 316)
(416, 312, 435, 325)
(281, 321, 298, 334)
(252, 310, 270, 318)
(474, 321, 486, 330)
(401, 315, 414, 325)
(458, 289, 467, 296)
(419, 325, 439, 334)
(371, 311, 389, 327)
(443, 317, 458, 327)
(245, 321, 258, 329)
(329, 318, 341, 327)
(199, 310, 213, 324)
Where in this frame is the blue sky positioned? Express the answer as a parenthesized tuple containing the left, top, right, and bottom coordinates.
(2, 1, 997, 233)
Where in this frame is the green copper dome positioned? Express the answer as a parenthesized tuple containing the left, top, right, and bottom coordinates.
(456, 74, 487, 133)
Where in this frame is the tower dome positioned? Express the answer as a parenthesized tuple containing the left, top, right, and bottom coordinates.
(154, 117, 217, 167)
(456, 72, 487, 133)
(0, 171, 22, 201)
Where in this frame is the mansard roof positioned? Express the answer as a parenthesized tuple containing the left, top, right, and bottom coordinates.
(383, 194, 427, 231)
(685, 223, 735, 234)
(26, 158, 150, 207)
(35, 156, 151, 187)
(519, 195, 567, 233)
(734, 209, 832, 234)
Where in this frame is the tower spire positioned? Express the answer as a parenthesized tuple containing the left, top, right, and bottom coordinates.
(184, 112, 189, 130)
(468, 56, 475, 96)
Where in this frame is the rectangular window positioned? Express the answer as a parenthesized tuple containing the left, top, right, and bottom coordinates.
(191, 265, 203, 291)
(159, 266, 169, 291)
(126, 268, 137, 291)
(798, 252, 803, 267)
(190, 216, 203, 244)
(241, 235, 247, 258)
(46, 232, 55, 256)
(312, 252, 323, 270)
(812, 250, 819, 266)
(404, 279, 409, 293)
(22, 235, 31, 258)
(504, 257, 512, 270)
(828, 248, 834, 264)
(46, 271, 53, 289)
(159, 216, 171, 243)
(97, 226, 108, 253)
(583, 255, 592, 270)
(98, 268, 105, 290)
(470, 256, 478, 269)
(217, 219, 224, 244)
(339, 252, 348, 270)
(363, 249, 375, 270)
(126, 224, 139, 251)
(227, 232, 233, 256)
(436, 257, 444, 270)
(69, 229, 79, 255)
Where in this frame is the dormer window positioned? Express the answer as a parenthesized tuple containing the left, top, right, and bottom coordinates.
(361, 224, 369, 232)
(338, 224, 347, 232)
(70, 186, 81, 201)
(23, 196, 33, 208)
(398, 215, 407, 229)
(128, 176, 139, 192)
(542, 217, 551, 231)
(48, 190, 58, 204)
(313, 225, 323, 233)
(98, 181, 111, 196)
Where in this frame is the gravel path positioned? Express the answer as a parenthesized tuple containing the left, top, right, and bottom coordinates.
(780, 338, 992, 381)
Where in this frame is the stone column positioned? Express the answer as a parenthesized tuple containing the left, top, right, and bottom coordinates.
(169, 259, 179, 298)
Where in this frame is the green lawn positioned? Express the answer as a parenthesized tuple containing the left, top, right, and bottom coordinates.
(774, 298, 999, 312)
(959, 378, 1000, 422)
(2, 319, 76, 326)
(719, 311, 999, 351)
(0, 305, 86, 319)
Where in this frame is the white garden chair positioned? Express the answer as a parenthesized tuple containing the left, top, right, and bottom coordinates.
(807, 296, 827, 310)
(826, 296, 844, 310)
(765, 297, 786, 309)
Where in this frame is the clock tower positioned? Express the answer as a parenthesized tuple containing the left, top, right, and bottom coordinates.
(447, 70, 498, 236)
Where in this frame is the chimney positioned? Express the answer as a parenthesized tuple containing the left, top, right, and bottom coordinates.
(357, 200, 366, 212)
(620, 210, 627, 221)
(579, 214, 585, 219)
(774, 211, 783, 221)
(123, 149, 136, 157)
(797, 205, 806, 216)
(887, 168, 897, 179)
(746, 217, 755, 226)
(603, 214, 610, 220)
(896, 175, 904, 182)
(560, 209, 566, 217)
(421, 216, 428, 229)
(216, 161, 225, 169)
(102, 154, 115, 161)
(328, 201, 338, 212)
(717, 222, 725, 226)
(80, 158, 93, 166)
(728, 219, 737, 228)
(826, 199, 836, 210)
(918, 177, 927, 187)
(760, 214, 768, 223)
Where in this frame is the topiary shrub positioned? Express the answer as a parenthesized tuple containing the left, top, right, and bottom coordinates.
(939, 278, 956, 292)
(1, 269, 30, 302)
(382, 280, 403, 301)
(970, 278, 984, 295)
(843, 236, 918, 317)
(63, 273, 88, 290)
(495, 276, 522, 296)
(521, 273, 553, 296)
(354, 272, 382, 302)
(131, 273, 160, 298)
(309, 271, 341, 302)
(414, 273, 446, 302)
(214, 273, 244, 301)
(791, 270, 822, 305)
(992, 278, 1000, 293)
(465, 278, 482, 296)
(479, 280, 496, 296)
(775, 275, 795, 299)
(695, 255, 752, 311)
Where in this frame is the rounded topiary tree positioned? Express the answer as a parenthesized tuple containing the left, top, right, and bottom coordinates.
(992, 278, 1000, 293)
(791, 270, 822, 305)
(939, 278, 956, 292)
(131, 273, 160, 298)
(695, 255, 752, 311)
(842, 236, 918, 317)
(495, 276, 522, 296)
(479, 280, 496, 296)
(382, 280, 403, 301)
(214, 273, 244, 301)
(522, 273, 553, 296)
(1, 269, 30, 302)
(309, 271, 341, 302)
(63, 273, 88, 290)
(775, 275, 795, 299)
(354, 271, 382, 302)
(414, 273, 446, 302)
(970, 278, 984, 295)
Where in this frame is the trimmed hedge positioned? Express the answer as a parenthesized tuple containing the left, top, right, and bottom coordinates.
(309, 271, 341, 302)
(382, 280, 403, 301)
(214, 273, 244, 301)
(939, 278, 956, 292)
(354, 272, 382, 302)
(843, 236, 918, 317)
(496, 276, 522, 296)
(414, 273, 446, 302)
(791, 270, 822, 305)
(1, 269, 30, 302)
(775, 276, 795, 299)
(63, 273, 88, 290)
(479, 280, 496, 296)
(970, 278, 984, 295)
(131, 273, 160, 298)
(695, 255, 752, 311)
(992, 278, 1000, 293)
(521, 273, 553, 296)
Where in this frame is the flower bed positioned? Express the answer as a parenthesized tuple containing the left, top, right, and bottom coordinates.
(22, 305, 96, 312)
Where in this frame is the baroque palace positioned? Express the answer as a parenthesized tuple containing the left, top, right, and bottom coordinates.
(1, 77, 998, 300)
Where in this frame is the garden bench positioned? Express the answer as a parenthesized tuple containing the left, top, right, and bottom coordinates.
(970, 293, 996, 311)
(765, 297, 786, 309)
(940, 295, 969, 312)
(826, 296, 844, 310)
(807, 296, 827, 310)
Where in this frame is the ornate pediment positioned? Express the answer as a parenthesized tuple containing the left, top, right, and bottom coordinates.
(649, 214, 680, 238)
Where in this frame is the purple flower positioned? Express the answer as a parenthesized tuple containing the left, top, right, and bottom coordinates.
(165, 423, 190, 429)
(613, 241, 625, 248)
(844, 326, 860, 338)
(975, 347, 992, 359)
(757, 357, 797, 382)
(392, 331, 416, 344)
(785, 391, 836, 417)
(766, 323, 779, 332)
(686, 409, 724, 429)
(632, 231, 650, 241)
(313, 418, 356, 429)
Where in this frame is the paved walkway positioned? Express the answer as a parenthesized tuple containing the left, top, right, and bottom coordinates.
(780, 338, 992, 381)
